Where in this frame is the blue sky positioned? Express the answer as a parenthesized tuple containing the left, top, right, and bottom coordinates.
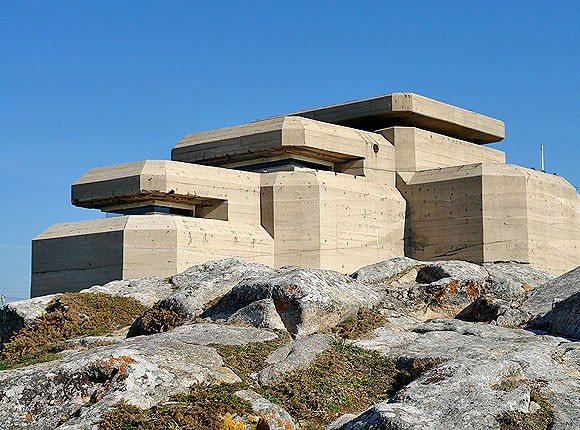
(1, 1, 579, 302)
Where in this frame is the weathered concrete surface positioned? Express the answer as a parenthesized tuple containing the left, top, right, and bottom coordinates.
(349, 319, 580, 430)
(379, 126, 505, 172)
(397, 163, 580, 274)
(280, 92, 506, 144)
(260, 170, 406, 273)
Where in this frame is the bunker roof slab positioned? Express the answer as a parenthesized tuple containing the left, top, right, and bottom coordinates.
(274, 92, 505, 144)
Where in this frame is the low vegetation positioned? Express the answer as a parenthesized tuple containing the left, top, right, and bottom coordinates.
(0, 293, 146, 369)
(126, 304, 183, 337)
(331, 306, 387, 339)
(495, 378, 554, 430)
(212, 333, 291, 382)
(99, 384, 255, 430)
(259, 339, 400, 429)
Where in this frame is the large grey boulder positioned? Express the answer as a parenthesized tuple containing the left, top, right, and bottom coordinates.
(81, 276, 173, 307)
(522, 266, 580, 338)
(483, 262, 555, 301)
(0, 295, 55, 345)
(347, 318, 580, 430)
(0, 323, 278, 430)
(203, 267, 382, 338)
(227, 298, 287, 330)
(158, 258, 277, 319)
(351, 257, 423, 285)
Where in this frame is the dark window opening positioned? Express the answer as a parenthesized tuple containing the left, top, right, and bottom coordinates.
(109, 205, 194, 217)
(238, 159, 333, 173)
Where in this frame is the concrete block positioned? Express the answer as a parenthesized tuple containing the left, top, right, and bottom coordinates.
(32, 215, 274, 294)
(378, 127, 505, 172)
(172, 116, 396, 183)
(398, 163, 580, 274)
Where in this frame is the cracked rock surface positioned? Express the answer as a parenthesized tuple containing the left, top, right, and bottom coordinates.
(346, 318, 580, 430)
(1, 257, 579, 430)
(0, 324, 278, 429)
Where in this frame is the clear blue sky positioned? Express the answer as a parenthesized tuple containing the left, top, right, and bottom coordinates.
(1, 1, 579, 302)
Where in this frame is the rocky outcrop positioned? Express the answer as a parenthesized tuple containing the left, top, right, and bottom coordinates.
(354, 259, 554, 323)
(0, 295, 55, 344)
(0, 277, 171, 347)
(522, 266, 580, 338)
(81, 276, 173, 308)
(1, 257, 579, 430)
(203, 267, 382, 338)
(349, 318, 580, 430)
(0, 324, 279, 429)
(253, 333, 332, 386)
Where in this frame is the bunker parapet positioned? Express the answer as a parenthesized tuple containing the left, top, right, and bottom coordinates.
(31, 93, 580, 296)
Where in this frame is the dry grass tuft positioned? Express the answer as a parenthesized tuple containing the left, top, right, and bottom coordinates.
(0, 293, 146, 369)
(332, 307, 387, 339)
(260, 339, 400, 429)
(212, 333, 291, 382)
(126, 305, 183, 338)
(99, 383, 253, 430)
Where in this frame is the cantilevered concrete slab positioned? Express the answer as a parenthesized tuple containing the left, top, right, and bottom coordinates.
(72, 160, 264, 224)
(276, 93, 505, 144)
(172, 116, 397, 182)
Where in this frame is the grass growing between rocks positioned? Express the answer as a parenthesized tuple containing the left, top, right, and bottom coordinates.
(126, 305, 183, 337)
(259, 339, 400, 429)
(0, 293, 146, 369)
(331, 307, 387, 339)
(99, 383, 256, 430)
(212, 333, 291, 382)
(494, 378, 554, 430)
(496, 388, 553, 430)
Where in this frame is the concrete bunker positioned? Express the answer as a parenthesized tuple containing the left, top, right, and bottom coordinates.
(31, 93, 580, 296)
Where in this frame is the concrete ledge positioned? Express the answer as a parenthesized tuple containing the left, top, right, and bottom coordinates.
(277, 92, 505, 144)
(172, 117, 395, 179)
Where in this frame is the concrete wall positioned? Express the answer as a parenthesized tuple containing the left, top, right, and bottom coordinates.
(397, 163, 580, 274)
(378, 127, 505, 172)
(397, 165, 485, 263)
(31, 218, 126, 297)
(32, 215, 274, 294)
(261, 170, 405, 273)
